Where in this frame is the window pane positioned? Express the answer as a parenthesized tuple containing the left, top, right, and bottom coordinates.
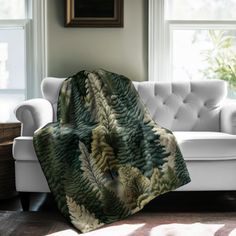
(0, 93, 24, 122)
(0, 27, 25, 89)
(0, 0, 25, 19)
(172, 29, 236, 98)
(166, 0, 236, 20)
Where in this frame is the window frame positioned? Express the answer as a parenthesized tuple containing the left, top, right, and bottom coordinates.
(26, 0, 47, 98)
(148, 0, 236, 81)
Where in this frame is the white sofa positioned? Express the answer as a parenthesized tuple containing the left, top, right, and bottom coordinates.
(13, 78, 236, 208)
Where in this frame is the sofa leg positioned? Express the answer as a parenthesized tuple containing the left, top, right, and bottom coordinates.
(19, 192, 30, 211)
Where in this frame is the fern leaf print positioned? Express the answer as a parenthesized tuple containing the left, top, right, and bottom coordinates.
(33, 69, 190, 233)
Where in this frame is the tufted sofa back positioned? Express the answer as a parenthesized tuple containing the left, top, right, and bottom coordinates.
(42, 78, 227, 131)
(133, 80, 227, 131)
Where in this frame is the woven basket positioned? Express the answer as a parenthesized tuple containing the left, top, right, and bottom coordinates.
(0, 123, 21, 199)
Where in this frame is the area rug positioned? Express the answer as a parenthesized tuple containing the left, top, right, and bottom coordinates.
(1, 211, 236, 236)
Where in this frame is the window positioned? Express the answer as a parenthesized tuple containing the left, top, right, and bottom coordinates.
(149, 0, 236, 98)
(0, 0, 46, 122)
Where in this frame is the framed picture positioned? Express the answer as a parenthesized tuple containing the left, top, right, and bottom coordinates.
(65, 0, 124, 27)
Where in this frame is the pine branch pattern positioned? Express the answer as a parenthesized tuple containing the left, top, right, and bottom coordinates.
(33, 69, 190, 233)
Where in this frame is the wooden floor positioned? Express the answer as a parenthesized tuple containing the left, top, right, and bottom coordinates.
(1, 191, 236, 212)
(1, 191, 236, 235)
(0, 211, 75, 236)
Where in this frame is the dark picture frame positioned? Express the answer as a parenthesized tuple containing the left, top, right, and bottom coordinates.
(65, 0, 124, 27)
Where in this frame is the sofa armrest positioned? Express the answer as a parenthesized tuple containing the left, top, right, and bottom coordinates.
(221, 99, 236, 134)
(15, 98, 53, 136)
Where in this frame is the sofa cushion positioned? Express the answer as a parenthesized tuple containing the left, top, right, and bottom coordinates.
(13, 132, 236, 162)
(174, 131, 236, 160)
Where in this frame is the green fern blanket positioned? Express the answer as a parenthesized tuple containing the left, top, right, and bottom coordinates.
(33, 69, 190, 233)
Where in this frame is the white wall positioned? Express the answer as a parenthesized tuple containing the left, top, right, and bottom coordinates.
(46, 0, 148, 81)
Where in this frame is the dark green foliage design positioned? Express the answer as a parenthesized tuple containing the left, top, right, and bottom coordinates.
(33, 69, 190, 233)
